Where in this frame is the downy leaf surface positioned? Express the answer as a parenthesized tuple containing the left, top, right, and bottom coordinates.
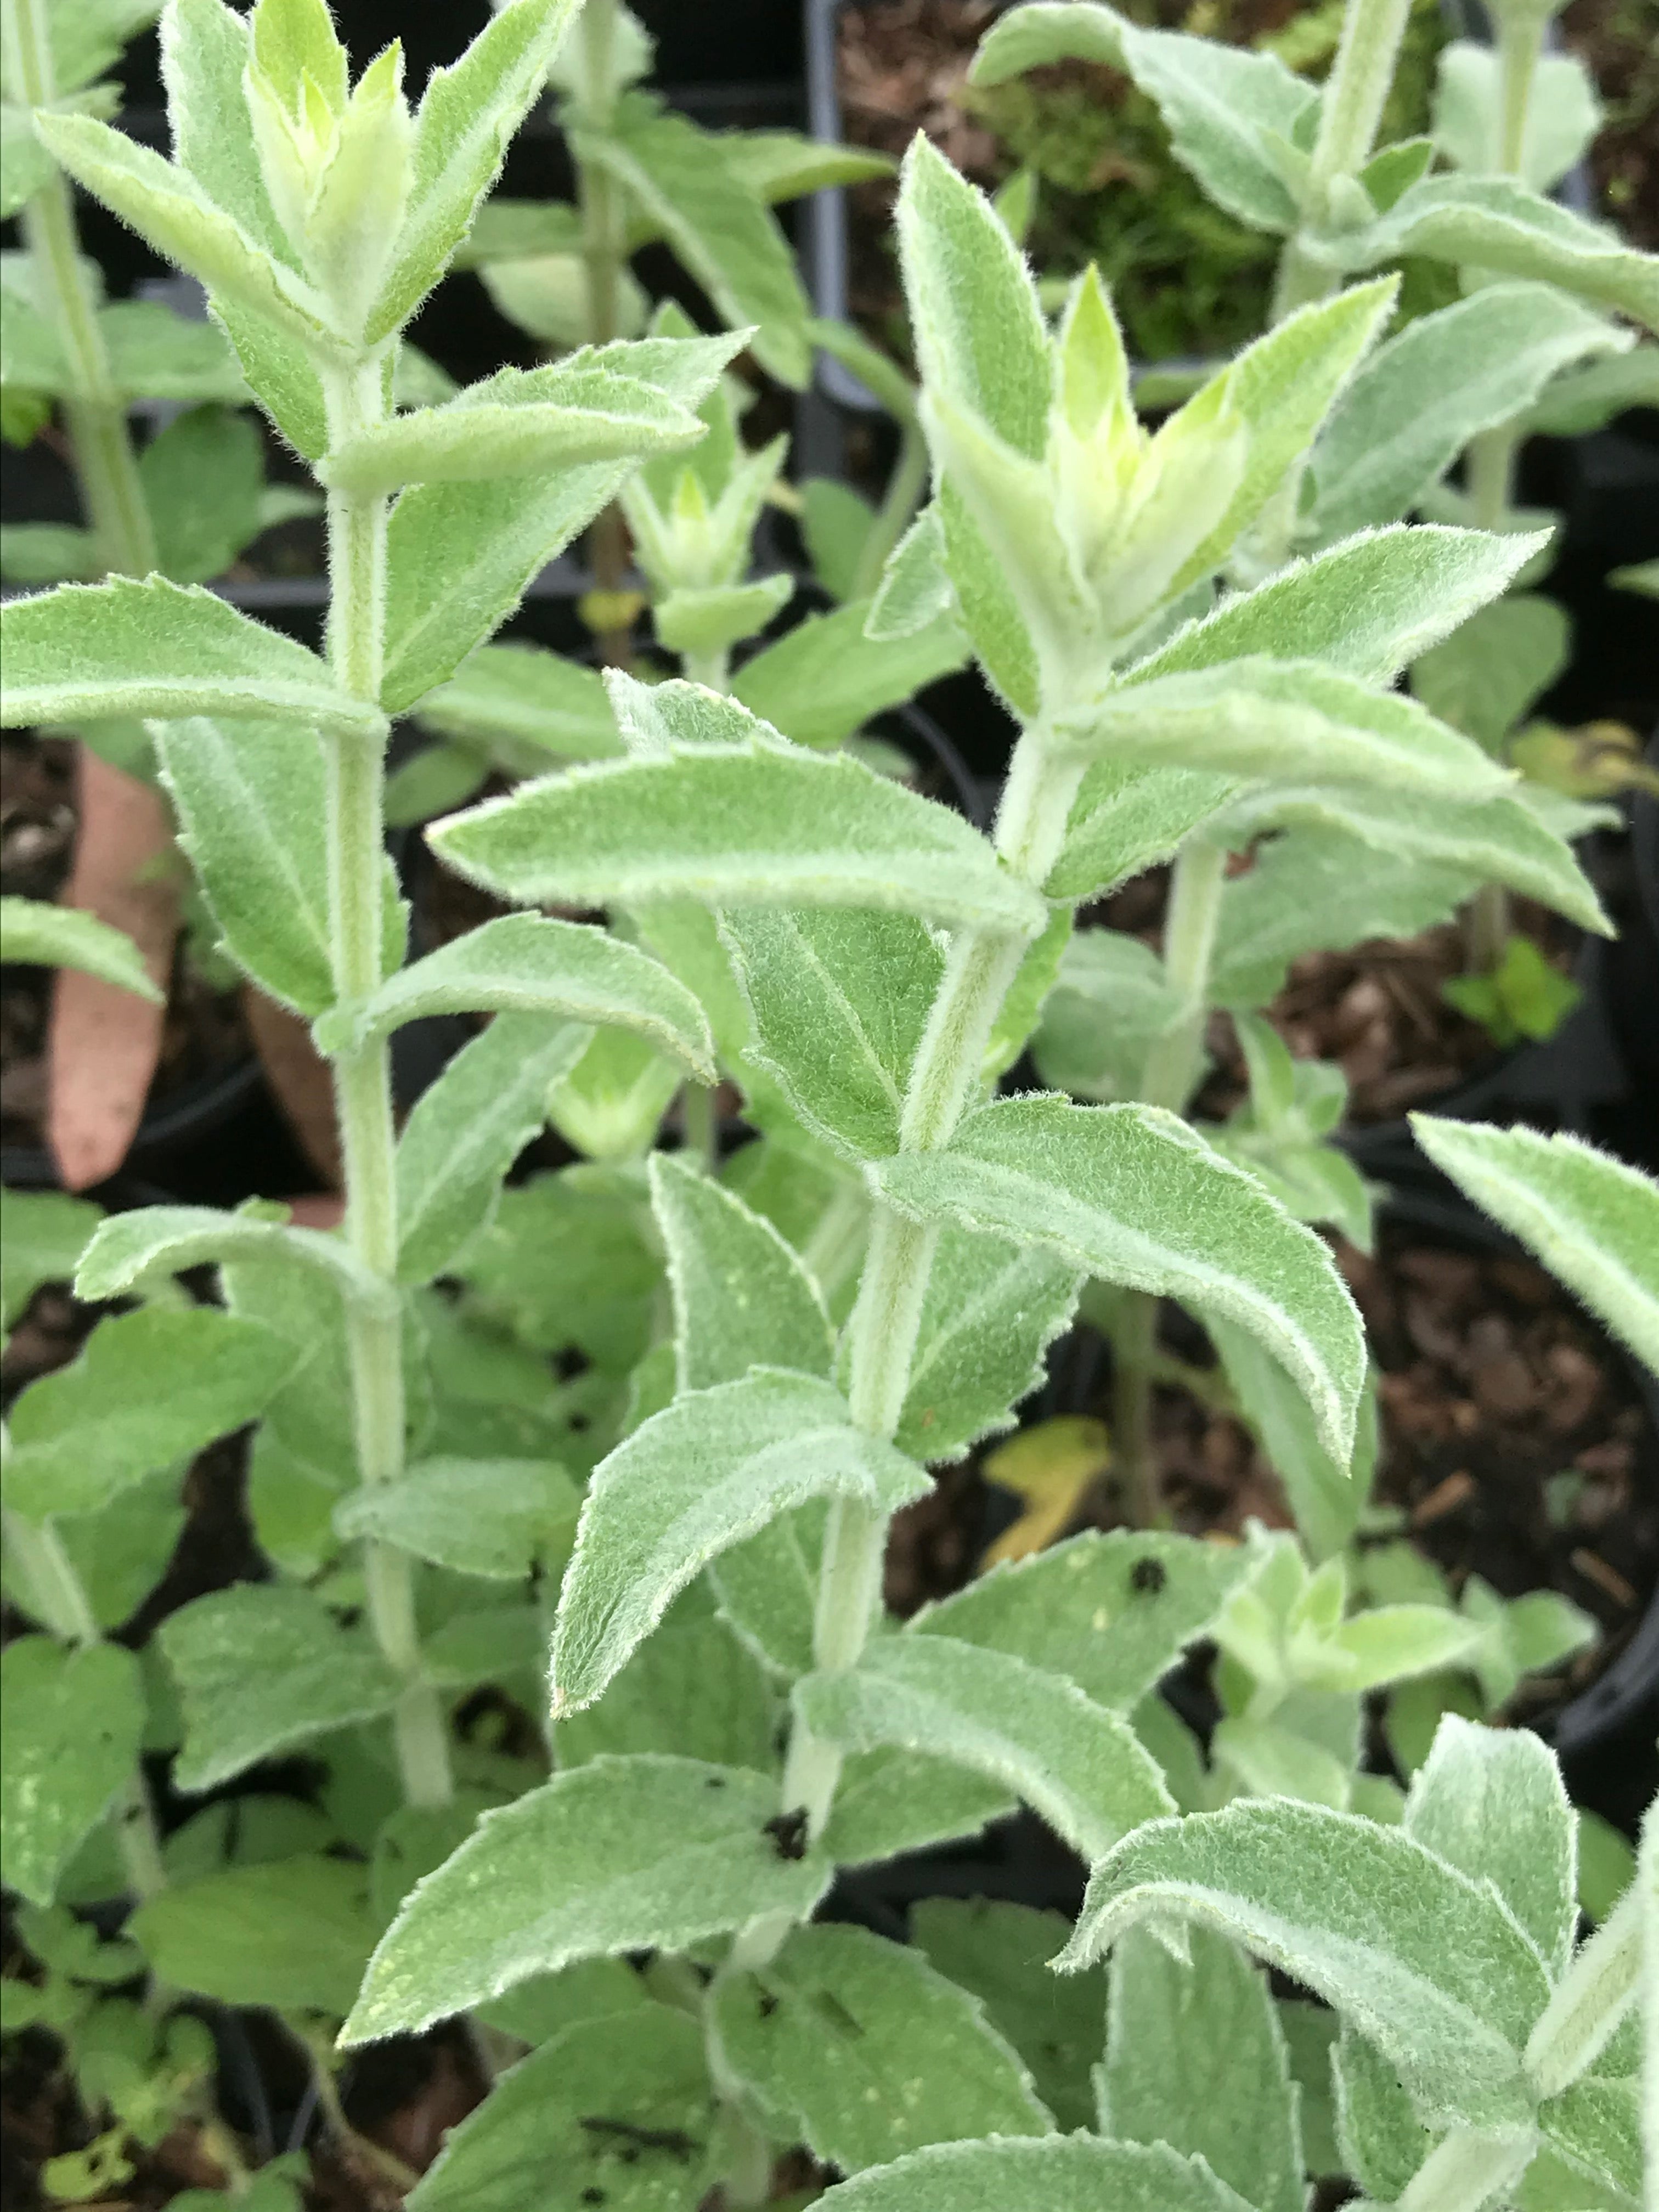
(0, 899, 159, 1001)
(817, 2136, 1260, 2212)
(395, 1014, 591, 1285)
(1411, 1121, 1659, 1374)
(75, 1202, 390, 1315)
(0, 1638, 145, 1907)
(1412, 595, 1571, 754)
(130, 1854, 378, 2016)
(713, 1923, 1053, 2172)
(709, 1502, 828, 1680)
(731, 598, 969, 750)
(333, 1457, 578, 1582)
(0, 1191, 100, 1334)
(432, 746, 1047, 938)
(1031, 930, 1184, 1101)
(911, 1529, 1251, 1711)
(413, 641, 620, 766)
(3, 1307, 295, 1523)
(1063, 1798, 1553, 2129)
(823, 1752, 1017, 1868)
(871, 1097, 1365, 1465)
(896, 1224, 1082, 1463)
(650, 1152, 835, 1391)
(1099, 1925, 1303, 2212)
(317, 912, 713, 1075)
(795, 1634, 1173, 1861)
(344, 1756, 832, 2042)
(550, 1369, 929, 1714)
(1207, 1317, 1370, 1562)
(160, 1583, 402, 1791)
(910, 1898, 1099, 2132)
(1046, 761, 1238, 904)
(459, 1166, 661, 1373)
(555, 1587, 778, 1775)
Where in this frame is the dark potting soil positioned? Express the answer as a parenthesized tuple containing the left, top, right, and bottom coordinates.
(0, 736, 252, 1153)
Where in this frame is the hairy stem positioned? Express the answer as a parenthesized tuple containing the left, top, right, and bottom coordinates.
(323, 362, 452, 1810)
(7, 0, 155, 575)
(573, 0, 635, 666)
(1395, 2129, 1535, 2212)
(1272, 0, 1413, 318)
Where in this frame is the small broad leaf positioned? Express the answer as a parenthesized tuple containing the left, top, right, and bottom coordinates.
(720, 906, 945, 1163)
(156, 715, 403, 1017)
(0, 578, 382, 736)
(910, 1899, 1099, 2132)
(1434, 42, 1602, 193)
(650, 1152, 834, 1391)
(396, 1014, 591, 1285)
(824, 1752, 1016, 1869)
(1411, 1121, 1659, 1374)
(714, 1923, 1053, 2174)
(3, 1307, 295, 1524)
(316, 913, 713, 1077)
(74, 1202, 391, 1317)
(547, 1024, 681, 1162)
(1406, 1715, 1577, 1978)
(1046, 761, 1237, 905)
(1208, 1318, 1372, 1562)
(160, 1583, 402, 1791)
(1062, 1799, 1551, 2130)
(866, 504, 957, 642)
(898, 1226, 1082, 1464)
(413, 642, 621, 768)
(550, 1369, 929, 1716)
(1031, 929, 1184, 1102)
(343, 1756, 832, 2043)
(380, 334, 741, 713)
(0, 897, 160, 1001)
(871, 1097, 1364, 1466)
(813, 2135, 1261, 2212)
(795, 1634, 1173, 1861)
(0, 1191, 100, 1334)
(368, 0, 584, 341)
(1307, 286, 1629, 546)
(911, 1529, 1250, 1712)
(1100, 1925, 1303, 2212)
(96, 298, 248, 403)
(140, 403, 266, 583)
(0, 1638, 145, 1908)
(130, 1855, 378, 2016)
(731, 599, 969, 750)
(432, 744, 1047, 939)
(575, 100, 809, 386)
(1134, 523, 1537, 687)
(1413, 595, 1571, 755)
(1334, 2027, 1432, 2199)
(334, 1458, 578, 1582)
(555, 1586, 778, 1774)
(407, 2006, 717, 2211)
(710, 1503, 827, 1680)
(459, 1166, 661, 1375)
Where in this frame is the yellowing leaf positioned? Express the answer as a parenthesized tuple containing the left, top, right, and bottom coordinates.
(982, 1414, 1111, 1565)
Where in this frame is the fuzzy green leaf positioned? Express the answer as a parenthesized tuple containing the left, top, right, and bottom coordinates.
(650, 1152, 834, 1391)
(872, 1098, 1364, 1465)
(432, 746, 1047, 938)
(1209, 1318, 1372, 1562)
(3, 1307, 295, 1524)
(75, 1202, 392, 1316)
(344, 1756, 832, 2042)
(139, 403, 266, 584)
(555, 1587, 778, 1775)
(824, 1753, 1017, 1868)
(1046, 761, 1237, 905)
(796, 1635, 1173, 1861)
(155, 715, 403, 1017)
(714, 1923, 1053, 2173)
(396, 1014, 591, 1285)
(130, 1854, 378, 2015)
(413, 642, 620, 766)
(911, 1530, 1251, 1712)
(910, 1899, 1099, 2133)
(1334, 2027, 1432, 2199)
(1411, 1121, 1659, 1374)
(334, 1457, 578, 1581)
(0, 1191, 100, 1333)
(160, 1583, 402, 1791)
(814, 2137, 1260, 2212)
(1434, 42, 1602, 192)
(0, 897, 160, 1000)
(731, 599, 969, 750)
(1412, 596, 1571, 754)
(1031, 929, 1183, 1102)
(97, 299, 249, 402)
(0, 1638, 145, 1907)
(709, 1503, 827, 1681)
(458, 1166, 661, 1374)
(550, 1369, 929, 1716)
(547, 1024, 681, 1163)
(368, 0, 584, 341)
(1063, 1799, 1551, 2130)
(317, 913, 713, 1076)
(1406, 1716, 1577, 1979)
(1100, 1925, 1303, 2212)
(0, 577, 382, 735)
(898, 1226, 1082, 1463)
(407, 2006, 716, 2211)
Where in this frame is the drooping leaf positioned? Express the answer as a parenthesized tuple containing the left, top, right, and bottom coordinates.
(431, 745, 1047, 938)
(731, 599, 969, 750)
(0, 898, 160, 1001)
(1208, 1317, 1370, 1563)
(2, 1308, 295, 1524)
(413, 642, 621, 767)
(0, 1638, 145, 1907)
(812, 2135, 1262, 2212)
(407, 2006, 717, 2211)
(130, 1854, 379, 2015)
(0, 577, 382, 736)
(334, 1457, 578, 1582)
(1062, 1799, 1551, 2130)
(74, 1203, 388, 1316)
(713, 1923, 1053, 2174)
(1411, 1121, 1659, 1374)
(650, 1152, 834, 1391)
(872, 1097, 1365, 1465)
(1099, 1925, 1303, 2212)
(1334, 2027, 1432, 2200)
(396, 1014, 592, 1285)
(549, 1370, 929, 1716)
(911, 1529, 1250, 1712)
(343, 1756, 832, 2043)
(910, 1899, 1099, 2132)
(795, 1634, 1173, 1861)
(160, 1583, 402, 1791)
(898, 1226, 1082, 1463)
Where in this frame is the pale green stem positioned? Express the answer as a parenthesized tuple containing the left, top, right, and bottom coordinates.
(322, 362, 452, 1810)
(1496, 8, 1545, 174)
(2, 1502, 166, 1898)
(1394, 2129, 1535, 2212)
(572, 0, 635, 660)
(850, 420, 931, 602)
(1525, 1883, 1641, 2097)
(7, 0, 155, 575)
(682, 1077, 719, 1171)
(1271, 0, 1413, 318)
(681, 646, 732, 691)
